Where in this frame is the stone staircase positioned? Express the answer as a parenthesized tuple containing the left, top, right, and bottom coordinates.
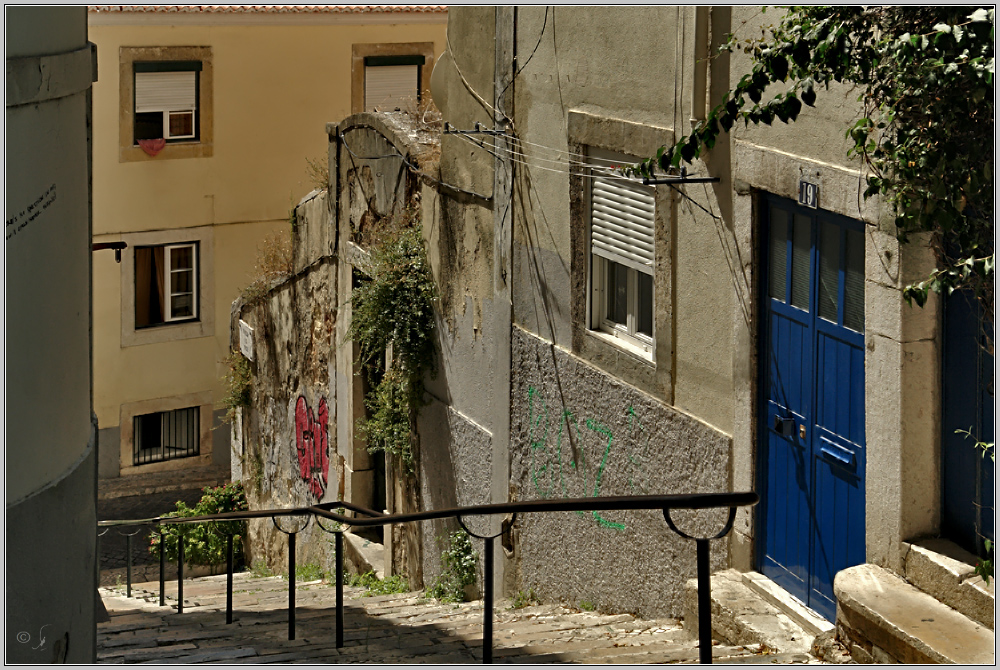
(97, 572, 821, 664)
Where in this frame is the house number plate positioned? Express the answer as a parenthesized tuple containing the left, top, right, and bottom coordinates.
(798, 179, 819, 209)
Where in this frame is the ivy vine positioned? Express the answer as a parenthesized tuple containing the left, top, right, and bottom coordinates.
(626, 7, 994, 342)
(348, 207, 437, 472)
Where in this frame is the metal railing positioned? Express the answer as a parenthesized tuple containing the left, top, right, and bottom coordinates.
(98, 491, 758, 664)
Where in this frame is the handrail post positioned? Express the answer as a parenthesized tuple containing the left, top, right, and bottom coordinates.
(335, 532, 344, 649)
(696, 538, 712, 664)
(126, 534, 133, 597)
(288, 532, 296, 641)
(483, 536, 493, 664)
(227, 534, 234, 624)
(159, 530, 165, 607)
(177, 531, 184, 614)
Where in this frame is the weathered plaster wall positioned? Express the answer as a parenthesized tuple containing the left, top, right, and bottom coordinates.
(508, 327, 731, 617)
(230, 190, 339, 573)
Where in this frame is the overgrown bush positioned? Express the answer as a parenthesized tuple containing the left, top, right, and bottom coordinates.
(348, 210, 437, 472)
(426, 530, 478, 603)
(240, 230, 293, 305)
(220, 349, 252, 424)
(149, 482, 249, 566)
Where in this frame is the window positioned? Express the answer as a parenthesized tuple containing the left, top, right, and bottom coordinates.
(135, 242, 198, 328)
(133, 61, 201, 144)
(119, 47, 212, 161)
(351, 43, 434, 115)
(133, 406, 200, 466)
(588, 148, 655, 357)
(364, 55, 424, 111)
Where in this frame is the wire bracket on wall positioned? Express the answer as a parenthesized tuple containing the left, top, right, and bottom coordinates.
(92, 241, 128, 263)
(442, 121, 510, 137)
(641, 166, 720, 186)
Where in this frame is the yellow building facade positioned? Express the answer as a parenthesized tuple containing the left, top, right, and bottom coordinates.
(89, 6, 447, 483)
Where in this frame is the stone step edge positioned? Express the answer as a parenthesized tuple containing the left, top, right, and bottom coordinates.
(834, 563, 995, 665)
(902, 538, 994, 630)
(682, 569, 816, 656)
(739, 570, 834, 637)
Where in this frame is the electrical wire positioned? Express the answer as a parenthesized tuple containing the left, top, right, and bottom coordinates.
(339, 130, 492, 201)
(497, 6, 549, 104)
(454, 132, 647, 183)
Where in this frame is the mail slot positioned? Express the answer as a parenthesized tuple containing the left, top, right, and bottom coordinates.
(773, 416, 795, 437)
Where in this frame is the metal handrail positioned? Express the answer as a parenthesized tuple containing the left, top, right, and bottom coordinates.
(98, 491, 758, 664)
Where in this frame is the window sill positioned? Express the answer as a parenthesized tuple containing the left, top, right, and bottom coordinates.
(119, 141, 211, 163)
(587, 328, 655, 364)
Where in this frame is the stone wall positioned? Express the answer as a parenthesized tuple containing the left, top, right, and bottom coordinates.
(230, 188, 339, 574)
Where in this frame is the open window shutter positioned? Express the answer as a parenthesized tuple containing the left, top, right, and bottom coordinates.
(590, 151, 655, 273)
(135, 71, 196, 113)
(365, 65, 418, 111)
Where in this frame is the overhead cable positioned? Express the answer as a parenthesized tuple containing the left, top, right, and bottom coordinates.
(339, 130, 492, 201)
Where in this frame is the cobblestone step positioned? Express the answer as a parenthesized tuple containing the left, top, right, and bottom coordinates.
(97, 572, 809, 664)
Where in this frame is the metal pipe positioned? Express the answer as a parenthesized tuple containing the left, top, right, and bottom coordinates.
(288, 532, 296, 641)
(483, 537, 493, 664)
(178, 532, 184, 614)
(696, 538, 712, 664)
(227, 534, 234, 624)
(336, 532, 344, 649)
(159, 531, 165, 607)
(691, 6, 710, 127)
(126, 534, 132, 597)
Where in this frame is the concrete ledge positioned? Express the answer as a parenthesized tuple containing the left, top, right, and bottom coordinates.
(903, 538, 995, 630)
(98, 465, 230, 500)
(683, 569, 815, 655)
(740, 571, 834, 637)
(343, 531, 385, 579)
(834, 563, 995, 664)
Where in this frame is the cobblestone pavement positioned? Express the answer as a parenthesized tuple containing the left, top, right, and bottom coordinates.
(98, 573, 823, 664)
(98, 488, 208, 587)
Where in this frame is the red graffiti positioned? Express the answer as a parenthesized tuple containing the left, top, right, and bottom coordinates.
(295, 396, 329, 499)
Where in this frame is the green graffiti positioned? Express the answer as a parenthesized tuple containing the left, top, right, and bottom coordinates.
(523, 388, 645, 532)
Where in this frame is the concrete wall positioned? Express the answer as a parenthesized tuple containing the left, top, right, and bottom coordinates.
(88, 8, 447, 482)
(6, 6, 96, 661)
(508, 327, 731, 617)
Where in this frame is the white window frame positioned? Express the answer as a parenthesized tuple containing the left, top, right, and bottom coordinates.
(164, 243, 198, 322)
(587, 148, 655, 360)
(134, 67, 199, 142)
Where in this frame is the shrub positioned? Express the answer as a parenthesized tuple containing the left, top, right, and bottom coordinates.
(426, 530, 478, 603)
(149, 482, 249, 566)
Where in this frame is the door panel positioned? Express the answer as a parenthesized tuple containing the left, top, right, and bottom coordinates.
(759, 195, 866, 621)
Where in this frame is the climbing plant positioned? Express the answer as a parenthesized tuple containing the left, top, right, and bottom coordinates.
(347, 206, 437, 472)
(627, 7, 994, 338)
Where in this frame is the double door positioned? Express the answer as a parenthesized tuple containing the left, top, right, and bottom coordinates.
(758, 194, 867, 621)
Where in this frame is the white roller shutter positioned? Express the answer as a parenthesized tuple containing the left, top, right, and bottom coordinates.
(589, 149, 655, 273)
(135, 71, 196, 113)
(365, 64, 418, 111)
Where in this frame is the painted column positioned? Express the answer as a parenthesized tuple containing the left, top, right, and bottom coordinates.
(5, 6, 97, 662)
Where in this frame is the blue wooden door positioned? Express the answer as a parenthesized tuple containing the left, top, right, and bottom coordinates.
(941, 290, 994, 555)
(759, 195, 867, 621)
